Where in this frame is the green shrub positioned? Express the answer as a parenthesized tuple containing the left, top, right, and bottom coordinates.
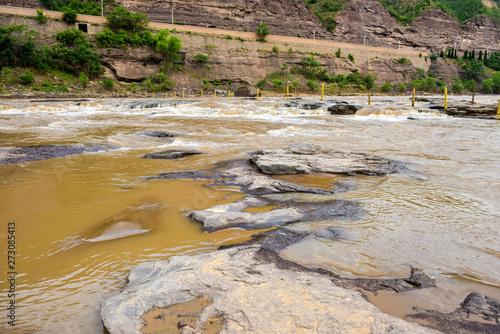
(290, 66, 299, 74)
(397, 83, 406, 92)
(212, 78, 220, 85)
(19, 71, 35, 84)
(381, 81, 393, 92)
(236, 37, 245, 42)
(194, 53, 210, 63)
(272, 46, 279, 53)
(299, 56, 321, 79)
(289, 78, 299, 89)
(281, 62, 288, 70)
(451, 82, 464, 93)
(396, 57, 410, 64)
(56, 28, 85, 45)
(272, 79, 283, 89)
(348, 53, 354, 62)
(363, 73, 377, 89)
(257, 23, 270, 41)
(429, 53, 439, 60)
(62, 8, 78, 25)
(335, 48, 341, 58)
(255, 79, 266, 89)
(129, 82, 137, 93)
(307, 79, 319, 89)
(226, 35, 233, 40)
(106, 6, 149, 32)
(79, 72, 88, 88)
(37, 9, 48, 24)
(101, 78, 114, 90)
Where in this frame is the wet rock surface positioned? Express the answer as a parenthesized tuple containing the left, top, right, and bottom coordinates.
(327, 103, 364, 115)
(143, 149, 203, 160)
(0, 145, 115, 165)
(102, 241, 438, 334)
(408, 292, 500, 333)
(150, 159, 348, 196)
(190, 197, 360, 232)
(251, 143, 406, 175)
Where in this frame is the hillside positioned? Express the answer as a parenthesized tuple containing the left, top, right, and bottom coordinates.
(308, 0, 500, 27)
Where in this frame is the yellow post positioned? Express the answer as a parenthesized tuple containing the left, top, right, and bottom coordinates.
(166, 91, 168, 98)
(321, 83, 324, 101)
(287, 86, 289, 101)
(183, 90, 185, 99)
(368, 91, 371, 105)
(444, 86, 448, 110)
(201, 89, 203, 99)
(214, 90, 216, 100)
(174, 91, 176, 98)
(412, 86, 415, 107)
(257, 88, 260, 101)
(496, 101, 500, 120)
(153, 92, 155, 98)
(228, 90, 231, 100)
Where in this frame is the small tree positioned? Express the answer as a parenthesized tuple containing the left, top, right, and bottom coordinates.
(155, 30, 183, 71)
(397, 83, 406, 92)
(335, 48, 341, 58)
(257, 23, 270, 41)
(19, 71, 35, 84)
(348, 53, 354, 62)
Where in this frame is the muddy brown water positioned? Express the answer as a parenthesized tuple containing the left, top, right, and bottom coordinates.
(1, 96, 499, 333)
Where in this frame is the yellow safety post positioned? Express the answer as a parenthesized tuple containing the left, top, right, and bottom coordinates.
(496, 101, 500, 120)
(368, 91, 371, 105)
(182, 90, 184, 99)
(153, 92, 155, 98)
(228, 90, 231, 100)
(444, 86, 448, 110)
(412, 86, 415, 107)
(201, 89, 203, 99)
(472, 82, 476, 105)
(321, 83, 324, 101)
(287, 86, 289, 101)
(166, 91, 168, 98)
(257, 88, 259, 101)
(214, 90, 216, 100)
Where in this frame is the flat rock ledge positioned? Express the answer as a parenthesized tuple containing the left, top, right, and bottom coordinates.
(189, 196, 360, 232)
(250, 143, 405, 175)
(0, 145, 115, 165)
(101, 245, 437, 334)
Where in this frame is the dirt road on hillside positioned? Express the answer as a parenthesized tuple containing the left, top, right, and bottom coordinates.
(0, 5, 424, 56)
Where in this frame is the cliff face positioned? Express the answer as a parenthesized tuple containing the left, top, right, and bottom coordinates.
(333, 0, 500, 53)
(118, 0, 330, 39)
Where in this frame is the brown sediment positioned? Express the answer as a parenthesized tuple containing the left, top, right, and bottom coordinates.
(141, 297, 223, 334)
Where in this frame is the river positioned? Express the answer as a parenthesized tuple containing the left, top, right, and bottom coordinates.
(1, 95, 499, 333)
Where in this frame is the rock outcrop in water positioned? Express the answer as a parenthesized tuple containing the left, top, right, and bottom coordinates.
(143, 149, 203, 159)
(190, 196, 360, 232)
(251, 143, 405, 175)
(101, 242, 438, 334)
(0, 145, 115, 165)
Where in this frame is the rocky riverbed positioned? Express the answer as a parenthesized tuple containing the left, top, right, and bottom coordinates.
(102, 144, 500, 333)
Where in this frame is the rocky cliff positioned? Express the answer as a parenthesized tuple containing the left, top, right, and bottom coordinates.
(333, 0, 500, 53)
(118, 0, 331, 39)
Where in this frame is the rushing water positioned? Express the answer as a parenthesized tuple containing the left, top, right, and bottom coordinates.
(1, 95, 499, 333)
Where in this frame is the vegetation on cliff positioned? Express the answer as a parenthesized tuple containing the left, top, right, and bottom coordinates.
(307, 0, 500, 29)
